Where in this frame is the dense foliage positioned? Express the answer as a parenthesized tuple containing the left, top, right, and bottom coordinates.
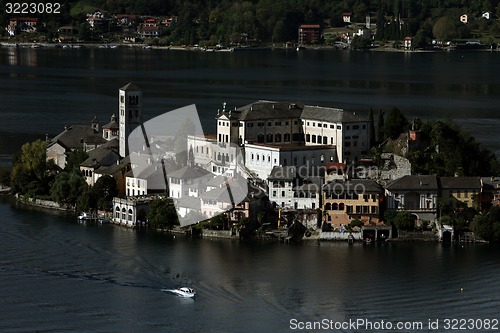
(471, 206, 500, 242)
(147, 198, 179, 230)
(10, 140, 56, 197)
(2, 0, 500, 45)
(375, 108, 499, 177)
(407, 120, 500, 176)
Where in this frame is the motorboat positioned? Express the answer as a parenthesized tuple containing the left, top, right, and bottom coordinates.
(164, 287, 196, 298)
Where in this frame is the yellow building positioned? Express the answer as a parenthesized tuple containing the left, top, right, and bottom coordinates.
(323, 179, 383, 229)
(439, 177, 482, 210)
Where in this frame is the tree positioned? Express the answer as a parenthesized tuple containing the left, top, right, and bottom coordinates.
(147, 198, 179, 230)
(393, 211, 415, 231)
(368, 107, 376, 148)
(384, 107, 408, 140)
(66, 148, 89, 172)
(51, 171, 88, 207)
(377, 109, 385, 143)
(471, 206, 500, 242)
(92, 175, 117, 210)
(432, 16, 457, 41)
(10, 140, 52, 196)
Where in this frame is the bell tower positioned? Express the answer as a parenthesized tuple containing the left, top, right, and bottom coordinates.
(119, 82, 143, 157)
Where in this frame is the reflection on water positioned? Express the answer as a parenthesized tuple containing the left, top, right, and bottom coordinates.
(1, 197, 500, 332)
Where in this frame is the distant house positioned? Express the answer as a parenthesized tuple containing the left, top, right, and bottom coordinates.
(6, 17, 39, 36)
(137, 18, 162, 38)
(482, 11, 492, 20)
(460, 14, 469, 24)
(86, 10, 110, 30)
(342, 12, 352, 23)
(58, 26, 77, 42)
(298, 24, 321, 45)
(404, 36, 412, 49)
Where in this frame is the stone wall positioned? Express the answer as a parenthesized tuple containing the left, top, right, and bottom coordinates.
(202, 229, 239, 239)
(319, 231, 362, 241)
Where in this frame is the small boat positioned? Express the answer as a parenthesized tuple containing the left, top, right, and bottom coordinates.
(164, 287, 196, 298)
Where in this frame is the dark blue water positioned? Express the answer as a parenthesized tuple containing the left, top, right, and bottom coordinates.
(1, 46, 500, 332)
(1, 196, 500, 332)
(1, 46, 500, 156)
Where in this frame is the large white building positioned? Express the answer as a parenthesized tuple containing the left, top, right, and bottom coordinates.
(188, 100, 371, 181)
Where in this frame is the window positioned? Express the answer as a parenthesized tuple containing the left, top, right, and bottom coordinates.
(275, 133, 281, 142)
(312, 122, 315, 127)
(247, 122, 254, 127)
(346, 125, 350, 130)
(345, 142, 351, 147)
(353, 125, 360, 130)
(317, 123, 322, 127)
(257, 134, 264, 143)
(306, 134, 310, 142)
(311, 135, 316, 143)
(337, 125, 342, 130)
(267, 133, 273, 142)
(285, 121, 289, 125)
(251, 153, 254, 160)
(258, 122, 264, 127)
(324, 124, 328, 128)
(284, 133, 290, 142)
(362, 125, 366, 129)
(323, 136, 328, 144)
(330, 125, 334, 129)
(268, 122, 272, 126)
(275, 121, 281, 126)
(281, 191, 285, 197)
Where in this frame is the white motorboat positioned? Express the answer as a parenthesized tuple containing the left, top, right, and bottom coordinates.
(164, 287, 196, 298)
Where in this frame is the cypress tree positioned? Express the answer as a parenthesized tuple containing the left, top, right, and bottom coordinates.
(377, 109, 385, 143)
(368, 107, 376, 147)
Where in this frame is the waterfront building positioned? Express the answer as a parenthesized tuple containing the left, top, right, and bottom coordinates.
(112, 196, 152, 227)
(439, 177, 482, 210)
(385, 175, 439, 222)
(267, 166, 321, 210)
(323, 179, 383, 229)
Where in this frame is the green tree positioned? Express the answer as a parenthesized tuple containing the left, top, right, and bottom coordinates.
(10, 140, 52, 196)
(66, 148, 89, 172)
(377, 109, 385, 143)
(147, 198, 179, 230)
(384, 107, 408, 140)
(393, 211, 415, 231)
(432, 16, 457, 41)
(368, 107, 376, 148)
(470, 207, 500, 242)
(51, 171, 88, 207)
(92, 175, 117, 210)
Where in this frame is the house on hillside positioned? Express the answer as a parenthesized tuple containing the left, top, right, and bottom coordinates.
(298, 24, 321, 45)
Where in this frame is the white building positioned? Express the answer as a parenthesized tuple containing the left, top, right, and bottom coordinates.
(245, 143, 336, 180)
(119, 82, 143, 158)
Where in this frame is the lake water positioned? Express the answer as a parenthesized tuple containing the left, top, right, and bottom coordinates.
(1, 46, 500, 332)
(1, 196, 500, 332)
(0, 46, 500, 156)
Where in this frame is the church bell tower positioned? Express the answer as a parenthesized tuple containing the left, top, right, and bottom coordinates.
(119, 82, 143, 157)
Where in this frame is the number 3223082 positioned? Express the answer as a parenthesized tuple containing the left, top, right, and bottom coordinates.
(5, 3, 61, 14)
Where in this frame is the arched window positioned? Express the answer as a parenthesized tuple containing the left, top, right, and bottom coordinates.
(339, 203, 345, 210)
(325, 203, 332, 210)
(284, 133, 290, 142)
(275, 133, 281, 142)
(267, 133, 273, 142)
(323, 136, 328, 144)
(332, 203, 339, 210)
(257, 133, 264, 143)
(311, 135, 316, 143)
(306, 134, 310, 142)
